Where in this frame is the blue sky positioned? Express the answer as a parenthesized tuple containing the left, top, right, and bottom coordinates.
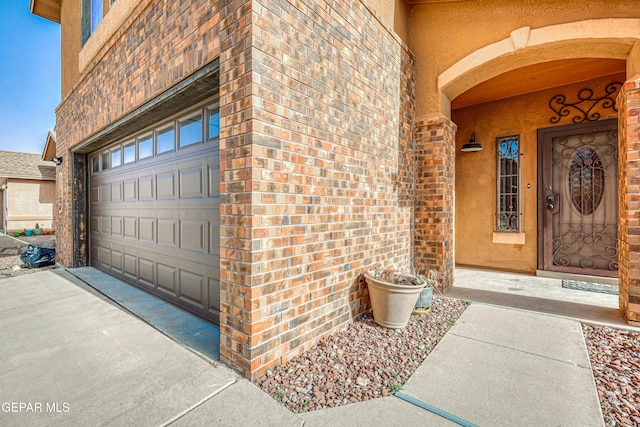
(0, 0, 60, 154)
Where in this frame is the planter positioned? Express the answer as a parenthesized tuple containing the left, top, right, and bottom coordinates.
(12, 232, 21, 237)
(413, 285, 433, 314)
(33, 228, 43, 235)
(23, 229, 34, 237)
(365, 273, 426, 329)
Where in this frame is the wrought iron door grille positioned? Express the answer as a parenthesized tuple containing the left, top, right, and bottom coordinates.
(551, 130, 618, 273)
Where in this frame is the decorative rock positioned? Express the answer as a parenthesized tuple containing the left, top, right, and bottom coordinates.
(356, 376, 369, 387)
(254, 297, 469, 413)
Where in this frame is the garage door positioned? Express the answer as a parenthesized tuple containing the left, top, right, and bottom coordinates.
(89, 103, 220, 323)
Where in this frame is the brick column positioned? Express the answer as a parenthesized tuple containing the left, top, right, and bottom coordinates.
(414, 115, 456, 290)
(618, 77, 640, 326)
(218, 0, 255, 375)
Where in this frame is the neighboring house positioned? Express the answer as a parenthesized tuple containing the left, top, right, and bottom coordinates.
(0, 150, 55, 233)
(30, 0, 640, 379)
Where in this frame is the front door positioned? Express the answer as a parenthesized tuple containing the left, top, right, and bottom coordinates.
(538, 119, 618, 277)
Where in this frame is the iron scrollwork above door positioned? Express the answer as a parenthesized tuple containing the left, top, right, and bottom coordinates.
(549, 82, 622, 124)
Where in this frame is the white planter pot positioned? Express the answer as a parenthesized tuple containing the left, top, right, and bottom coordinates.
(365, 274, 427, 329)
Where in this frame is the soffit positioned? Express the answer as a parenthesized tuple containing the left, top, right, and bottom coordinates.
(451, 58, 626, 109)
(30, 0, 61, 24)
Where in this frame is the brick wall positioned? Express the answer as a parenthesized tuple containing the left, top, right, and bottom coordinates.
(413, 115, 456, 290)
(219, 0, 416, 378)
(55, 0, 222, 266)
(55, 0, 416, 379)
(618, 78, 640, 326)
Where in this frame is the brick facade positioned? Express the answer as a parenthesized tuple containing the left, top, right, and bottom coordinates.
(55, 0, 416, 379)
(219, 0, 416, 378)
(55, 0, 222, 266)
(618, 78, 640, 326)
(413, 115, 456, 290)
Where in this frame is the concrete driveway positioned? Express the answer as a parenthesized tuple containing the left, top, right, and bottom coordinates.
(0, 269, 301, 426)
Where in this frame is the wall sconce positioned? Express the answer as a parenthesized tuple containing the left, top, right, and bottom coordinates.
(52, 156, 63, 166)
(461, 132, 483, 152)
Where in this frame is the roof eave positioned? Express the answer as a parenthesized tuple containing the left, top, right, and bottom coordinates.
(42, 131, 57, 161)
(30, 0, 62, 24)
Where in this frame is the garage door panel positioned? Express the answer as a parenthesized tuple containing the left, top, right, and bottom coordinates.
(138, 257, 155, 286)
(208, 277, 220, 312)
(157, 219, 176, 247)
(209, 221, 220, 256)
(112, 216, 123, 236)
(157, 172, 176, 200)
(123, 254, 137, 279)
(101, 215, 111, 234)
(100, 246, 111, 267)
(179, 167, 204, 199)
(111, 182, 123, 202)
(91, 215, 100, 232)
(91, 185, 100, 203)
(179, 270, 205, 308)
(157, 263, 177, 294)
(123, 179, 137, 201)
(100, 183, 109, 202)
(139, 218, 155, 243)
(208, 164, 220, 198)
(111, 249, 123, 272)
(138, 175, 155, 201)
(124, 217, 137, 239)
(180, 220, 204, 253)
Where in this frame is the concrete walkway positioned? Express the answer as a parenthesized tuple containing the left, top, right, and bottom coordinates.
(0, 270, 300, 427)
(0, 268, 611, 426)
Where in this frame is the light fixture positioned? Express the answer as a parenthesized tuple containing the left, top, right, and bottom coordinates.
(52, 156, 63, 166)
(461, 131, 482, 152)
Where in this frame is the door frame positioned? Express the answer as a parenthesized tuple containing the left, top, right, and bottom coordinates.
(536, 118, 618, 277)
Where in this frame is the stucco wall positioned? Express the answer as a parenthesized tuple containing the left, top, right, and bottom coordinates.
(407, 0, 638, 115)
(453, 73, 624, 273)
(60, 0, 81, 98)
(5, 179, 54, 232)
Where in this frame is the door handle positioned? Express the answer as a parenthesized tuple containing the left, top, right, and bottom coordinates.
(547, 203, 554, 210)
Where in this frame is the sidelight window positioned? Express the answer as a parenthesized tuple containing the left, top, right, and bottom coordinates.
(497, 135, 520, 232)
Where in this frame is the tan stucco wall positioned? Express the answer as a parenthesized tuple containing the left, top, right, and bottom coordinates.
(362, 0, 395, 30)
(60, 0, 130, 98)
(393, 0, 409, 43)
(60, 0, 81, 99)
(408, 0, 638, 115)
(5, 179, 55, 232)
(453, 73, 623, 273)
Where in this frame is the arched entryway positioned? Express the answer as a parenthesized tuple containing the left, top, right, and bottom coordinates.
(420, 19, 640, 325)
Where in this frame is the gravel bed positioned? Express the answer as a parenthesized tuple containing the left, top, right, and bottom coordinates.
(0, 254, 54, 278)
(583, 324, 640, 427)
(256, 296, 469, 413)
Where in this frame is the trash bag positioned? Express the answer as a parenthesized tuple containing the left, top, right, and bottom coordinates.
(19, 245, 56, 268)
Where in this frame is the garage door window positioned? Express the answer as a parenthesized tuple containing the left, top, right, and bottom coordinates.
(138, 135, 153, 160)
(156, 127, 175, 154)
(111, 149, 121, 168)
(100, 152, 109, 170)
(207, 107, 220, 140)
(123, 143, 135, 164)
(179, 113, 203, 148)
(89, 103, 219, 174)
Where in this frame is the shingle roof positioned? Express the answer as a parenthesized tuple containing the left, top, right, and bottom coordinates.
(0, 150, 56, 180)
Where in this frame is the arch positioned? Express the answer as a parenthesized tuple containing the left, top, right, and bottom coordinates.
(438, 19, 640, 103)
